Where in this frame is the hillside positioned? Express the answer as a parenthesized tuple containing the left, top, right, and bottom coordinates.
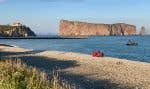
(0, 25, 36, 37)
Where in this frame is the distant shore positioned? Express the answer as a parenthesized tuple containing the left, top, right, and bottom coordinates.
(0, 44, 150, 89)
(0, 36, 88, 39)
(0, 35, 148, 39)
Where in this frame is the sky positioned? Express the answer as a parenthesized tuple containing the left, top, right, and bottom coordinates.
(0, 0, 150, 35)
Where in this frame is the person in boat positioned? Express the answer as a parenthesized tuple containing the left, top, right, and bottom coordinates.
(126, 40, 138, 46)
(127, 40, 133, 44)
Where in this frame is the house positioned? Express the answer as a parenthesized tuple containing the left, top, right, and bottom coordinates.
(11, 22, 23, 27)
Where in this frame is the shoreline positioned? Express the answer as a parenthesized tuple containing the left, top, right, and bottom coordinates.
(0, 44, 29, 52)
(0, 36, 87, 39)
(0, 44, 148, 63)
(0, 43, 14, 47)
(0, 44, 150, 89)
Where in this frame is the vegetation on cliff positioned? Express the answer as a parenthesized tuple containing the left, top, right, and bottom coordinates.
(0, 25, 36, 37)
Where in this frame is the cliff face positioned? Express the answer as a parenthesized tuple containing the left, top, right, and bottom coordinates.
(139, 26, 145, 36)
(59, 20, 136, 36)
(0, 25, 36, 37)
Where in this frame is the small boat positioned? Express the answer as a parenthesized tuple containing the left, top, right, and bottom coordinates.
(126, 40, 138, 46)
(126, 42, 138, 46)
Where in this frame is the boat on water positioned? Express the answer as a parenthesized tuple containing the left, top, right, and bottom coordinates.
(126, 40, 138, 46)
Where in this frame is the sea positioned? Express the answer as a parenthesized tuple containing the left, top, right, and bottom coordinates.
(0, 35, 150, 63)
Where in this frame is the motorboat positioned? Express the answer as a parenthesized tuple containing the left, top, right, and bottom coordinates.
(126, 40, 138, 46)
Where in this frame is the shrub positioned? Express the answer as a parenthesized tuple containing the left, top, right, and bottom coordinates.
(0, 59, 71, 89)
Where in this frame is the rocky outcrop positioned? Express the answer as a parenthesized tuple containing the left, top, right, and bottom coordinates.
(139, 26, 145, 36)
(0, 25, 36, 37)
(59, 20, 136, 36)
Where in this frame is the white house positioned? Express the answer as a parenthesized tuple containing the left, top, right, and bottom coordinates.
(11, 22, 23, 26)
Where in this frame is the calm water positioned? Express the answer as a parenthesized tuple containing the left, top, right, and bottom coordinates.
(0, 36, 150, 63)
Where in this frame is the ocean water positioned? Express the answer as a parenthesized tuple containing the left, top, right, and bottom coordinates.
(0, 36, 150, 63)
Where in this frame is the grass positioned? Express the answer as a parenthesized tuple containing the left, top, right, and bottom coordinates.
(0, 59, 71, 89)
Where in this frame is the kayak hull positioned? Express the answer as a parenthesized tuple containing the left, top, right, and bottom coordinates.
(126, 43, 138, 46)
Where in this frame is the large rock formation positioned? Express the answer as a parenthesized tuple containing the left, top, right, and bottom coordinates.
(59, 20, 136, 36)
(139, 26, 145, 36)
(0, 25, 36, 37)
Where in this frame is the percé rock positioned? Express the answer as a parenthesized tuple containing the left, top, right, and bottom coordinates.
(0, 25, 36, 37)
(59, 20, 136, 36)
(139, 26, 145, 36)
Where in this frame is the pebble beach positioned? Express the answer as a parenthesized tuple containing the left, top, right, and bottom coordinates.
(0, 45, 150, 89)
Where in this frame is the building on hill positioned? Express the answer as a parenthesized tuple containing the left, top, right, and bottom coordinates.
(0, 23, 36, 37)
(11, 22, 23, 27)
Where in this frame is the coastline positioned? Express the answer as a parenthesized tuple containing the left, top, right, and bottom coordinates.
(0, 44, 150, 89)
(0, 36, 87, 39)
(0, 44, 29, 52)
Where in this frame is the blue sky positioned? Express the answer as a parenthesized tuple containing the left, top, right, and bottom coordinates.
(0, 0, 150, 35)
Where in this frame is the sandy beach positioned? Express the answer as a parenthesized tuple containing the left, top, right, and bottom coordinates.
(0, 44, 29, 52)
(0, 45, 150, 89)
